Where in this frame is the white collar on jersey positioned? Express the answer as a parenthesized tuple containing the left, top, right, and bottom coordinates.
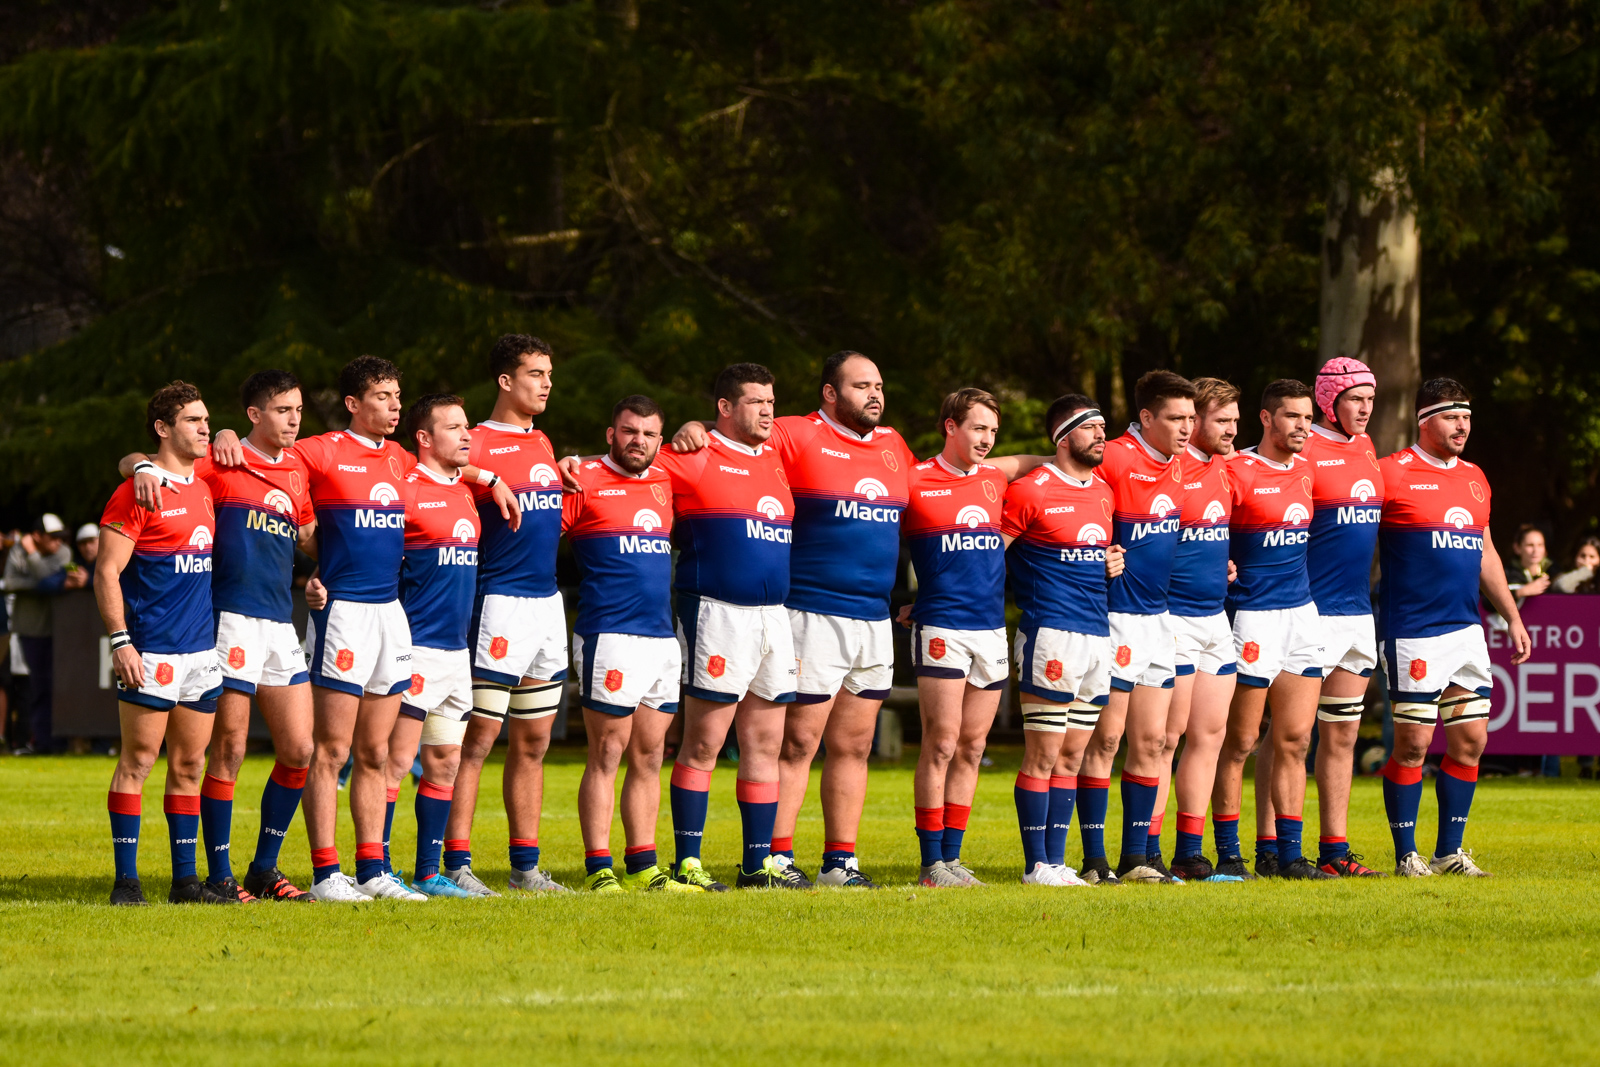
(600, 453, 650, 479)
(345, 429, 385, 450)
(934, 453, 980, 477)
(152, 464, 195, 486)
(1409, 443, 1458, 469)
(411, 463, 460, 485)
(242, 438, 285, 464)
(710, 429, 764, 456)
(1184, 443, 1214, 464)
(817, 408, 877, 443)
(478, 418, 535, 434)
(1238, 445, 1298, 471)
(1309, 423, 1354, 444)
(1126, 424, 1176, 463)
(1042, 462, 1094, 489)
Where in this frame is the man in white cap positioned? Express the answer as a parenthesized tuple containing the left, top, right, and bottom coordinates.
(4, 513, 87, 753)
(75, 524, 102, 568)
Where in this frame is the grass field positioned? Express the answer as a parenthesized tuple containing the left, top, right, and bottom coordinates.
(3, 745, 1599, 1065)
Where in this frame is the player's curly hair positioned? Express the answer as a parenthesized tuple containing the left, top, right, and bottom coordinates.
(146, 381, 204, 444)
(488, 334, 553, 384)
(339, 355, 402, 403)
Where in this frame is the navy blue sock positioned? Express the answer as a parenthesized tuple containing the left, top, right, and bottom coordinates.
(669, 763, 711, 866)
(1078, 776, 1110, 861)
(585, 851, 613, 876)
(1175, 812, 1205, 860)
(199, 775, 234, 883)
(1146, 812, 1165, 861)
(1213, 813, 1242, 860)
(941, 803, 970, 863)
(444, 839, 472, 871)
(1274, 816, 1304, 865)
(1382, 758, 1423, 858)
(1435, 757, 1479, 857)
(413, 780, 453, 881)
(624, 846, 657, 874)
(1015, 773, 1050, 870)
(1045, 775, 1077, 867)
(1256, 836, 1277, 863)
(738, 779, 779, 875)
(821, 842, 855, 873)
(915, 807, 945, 866)
(108, 792, 141, 881)
(509, 838, 540, 872)
(250, 762, 306, 875)
(1118, 772, 1157, 862)
(1319, 836, 1350, 863)
(355, 842, 385, 884)
(164, 795, 200, 882)
(382, 788, 398, 871)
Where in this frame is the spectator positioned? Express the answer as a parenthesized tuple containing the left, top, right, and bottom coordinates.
(2, 513, 87, 754)
(1505, 524, 1552, 606)
(73, 524, 100, 568)
(1553, 536, 1600, 595)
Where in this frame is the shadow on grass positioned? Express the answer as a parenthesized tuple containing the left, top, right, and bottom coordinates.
(0, 873, 117, 904)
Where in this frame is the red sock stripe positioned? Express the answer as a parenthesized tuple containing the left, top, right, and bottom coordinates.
(670, 763, 713, 791)
(771, 836, 794, 853)
(824, 841, 854, 854)
(1383, 758, 1424, 785)
(624, 843, 656, 857)
(1277, 814, 1303, 824)
(914, 806, 945, 832)
(509, 837, 538, 847)
(162, 793, 200, 816)
(1049, 775, 1078, 790)
(1015, 772, 1050, 793)
(1440, 755, 1480, 782)
(943, 803, 971, 830)
(1148, 812, 1165, 835)
(1213, 813, 1240, 824)
(107, 790, 141, 816)
(311, 846, 339, 868)
(270, 761, 309, 789)
(1319, 835, 1347, 844)
(585, 849, 611, 859)
(355, 842, 384, 861)
(444, 839, 471, 852)
(385, 786, 400, 804)
(201, 774, 234, 801)
(1081, 776, 1111, 789)
(1120, 771, 1159, 787)
(1176, 811, 1205, 835)
(418, 778, 454, 801)
(736, 778, 779, 804)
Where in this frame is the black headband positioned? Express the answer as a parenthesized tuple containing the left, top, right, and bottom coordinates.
(1052, 408, 1104, 445)
(1417, 400, 1470, 425)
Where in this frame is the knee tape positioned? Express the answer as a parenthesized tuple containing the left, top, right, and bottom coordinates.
(1066, 700, 1102, 732)
(1316, 695, 1365, 724)
(509, 681, 563, 721)
(1441, 695, 1490, 725)
(471, 682, 511, 722)
(1021, 703, 1068, 734)
(1391, 701, 1439, 726)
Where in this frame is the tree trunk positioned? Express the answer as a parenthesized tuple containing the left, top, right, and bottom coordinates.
(1319, 172, 1420, 457)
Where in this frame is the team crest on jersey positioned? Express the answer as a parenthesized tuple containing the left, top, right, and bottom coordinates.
(1409, 658, 1428, 681)
(1115, 645, 1132, 668)
(707, 655, 727, 678)
(489, 636, 509, 660)
(530, 463, 558, 487)
(388, 456, 405, 480)
(1241, 642, 1260, 664)
(1101, 498, 1113, 520)
(335, 648, 355, 672)
(227, 646, 246, 670)
(603, 668, 624, 692)
(928, 638, 947, 660)
(409, 674, 425, 697)
(1044, 659, 1064, 682)
(1301, 476, 1312, 497)
(155, 662, 174, 686)
(982, 479, 997, 502)
(263, 489, 294, 514)
(882, 450, 899, 473)
(290, 471, 303, 495)
(651, 483, 668, 506)
(1365, 450, 1380, 470)
(1470, 481, 1485, 503)
(956, 505, 990, 529)
(774, 467, 789, 489)
(204, 496, 214, 518)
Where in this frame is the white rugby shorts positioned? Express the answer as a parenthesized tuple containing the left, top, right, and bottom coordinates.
(118, 648, 223, 712)
(215, 611, 308, 693)
(1014, 626, 1112, 705)
(1233, 602, 1325, 687)
(575, 632, 680, 716)
(678, 595, 797, 705)
(398, 645, 474, 747)
(1108, 611, 1176, 690)
(307, 599, 414, 697)
(789, 609, 894, 703)
(470, 591, 569, 686)
(1381, 624, 1492, 703)
(1321, 613, 1378, 677)
(910, 622, 1009, 689)
(1171, 612, 1237, 677)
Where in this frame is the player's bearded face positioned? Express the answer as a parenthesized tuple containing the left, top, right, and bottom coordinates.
(829, 357, 884, 433)
(609, 413, 663, 473)
(1065, 421, 1106, 468)
(1425, 410, 1471, 456)
(725, 384, 775, 444)
(1267, 398, 1312, 453)
(1195, 402, 1239, 456)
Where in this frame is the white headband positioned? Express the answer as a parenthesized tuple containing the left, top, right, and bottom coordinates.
(1052, 408, 1105, 445)
(1417, 400, 1470, 425)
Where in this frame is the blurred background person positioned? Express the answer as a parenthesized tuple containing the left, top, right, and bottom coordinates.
(1505, 524, 1552, 607)
(1553, 536, 1600, 595)
(3, 513, 87, 754)
(74, 524, 101, 569)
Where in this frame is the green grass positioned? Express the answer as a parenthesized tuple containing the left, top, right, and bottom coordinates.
(3, 746, 1599, 1065)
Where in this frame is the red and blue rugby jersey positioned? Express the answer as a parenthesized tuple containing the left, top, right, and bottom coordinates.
(1167, 445, 1232, 619)
(773, 412, 916, 622)
(904, 455, 1007, 631)
(1225, 448, 1315, 612)
(1100, 427, 1186, 616)
(1304, 425, 1386, 617)
(100, 470, 215, 655)
(467, 420, 562, 599)
(295, 430, 416, 604)
(1377, 446, 1492, 640)
(1001, 464, 1115, 637)
(562, 455, 675, 638)
(401, 467, 480, 651)
(656, 431, 792, 607)
(197, 443, 314, 625)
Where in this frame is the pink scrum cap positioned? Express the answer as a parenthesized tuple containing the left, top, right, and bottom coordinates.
(1314, 357, 1377, 425)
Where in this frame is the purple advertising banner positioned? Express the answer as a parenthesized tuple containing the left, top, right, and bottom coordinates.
(1427, 595, 1600, 755)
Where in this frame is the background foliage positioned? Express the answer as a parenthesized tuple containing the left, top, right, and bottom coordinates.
(1, 0, 1597, 557)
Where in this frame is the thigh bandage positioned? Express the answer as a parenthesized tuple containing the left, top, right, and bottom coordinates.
(509, 680, 563, 720)
(1316, 695, 1365, 724)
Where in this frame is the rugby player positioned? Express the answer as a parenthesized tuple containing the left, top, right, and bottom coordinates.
(444, 335, 569, 895)
(654, 364, 800, 891)
(210, 357, 518, 900)
(1000, 395, 1125, 886)
(898, 389, 1011, 888)
(1074, 371, 1195, 885)
(567, 396, 700, 893)
(1158, 377, 1243, 882)
(1377, 379, 1530, 876)
(98, 382, 227, 904)
(119, 371, 319, 903)
(1213, 379, 1332, 880)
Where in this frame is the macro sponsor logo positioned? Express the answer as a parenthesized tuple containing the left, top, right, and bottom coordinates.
(355, 479, 402, 525)
(1180, 526, 1229, 543)
(1350, 479, 1377, 502)
(756, 496, 785, 520)
(1262, 527, 1309, 547)
(1283, 502, 1310, 525)
(633, 508, 663, 532)
(854, 477, 889, 501)
(1431, 530, 1484, 551)
(941, 531, 1001, 552)
(1058, 546, 1108, 563)
(246, 509, 295, 538)
(263, 489, 294, 514)
(452, 518, 477, 542)
(956, 505, 990, 529)
(834, 499, 900, 523)
(1444, 506, 1474, 529)
(1336, 506, 1380, 525)
(529, 463, 558, 487)
(618, 534, 671, 554)
(1151, 494, 1176, 517)
(1203, 500, 1227, 523)
(1129, 515, 1179, 541)
(744, 520, 792, 543)
(517, 488, 562, 511)
(1077, 523, 1107, 545)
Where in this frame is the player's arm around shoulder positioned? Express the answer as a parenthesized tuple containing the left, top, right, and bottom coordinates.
(986, 453, 1050, 481)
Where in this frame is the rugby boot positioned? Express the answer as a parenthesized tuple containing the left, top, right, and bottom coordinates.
(673, 857, 728, 892)
(584, 868, 625, 893)
(506, 867, 567, 893)
(1114, 855, 1166, 884)
(737, 856, 809, 889)
(815, 857, 882, 888)
(770, 854, 814, 888)
(1319, 852, 1384, 878)
(919, 861, 968, 888)
(1254, 850, 1280, 878)
(1429, 848, 1490, 876)
(242, 865, 315, 902)
(1142, 854, 1185, 884)
(110, 877, 148, 906)
(169, 875, 238, 904)
(1394, 851, 1435, 878)
(1212, 856, 1257, 881)
(412, 873, 475, 898)
(620, 864, 704, 892)
(1079, 857, 1121, 885)
(210, 877, 259, 903)
(1279, 857, 1337, 880)
(944, 859, 985, 887)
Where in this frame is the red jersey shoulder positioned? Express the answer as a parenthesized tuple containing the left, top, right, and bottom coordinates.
(468, 425, 560, 499)
(907, 462, 1004, 531)
(404, 471, 479, 546)
(565, 461, 673, 534)
(102, 477, 214, 551)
